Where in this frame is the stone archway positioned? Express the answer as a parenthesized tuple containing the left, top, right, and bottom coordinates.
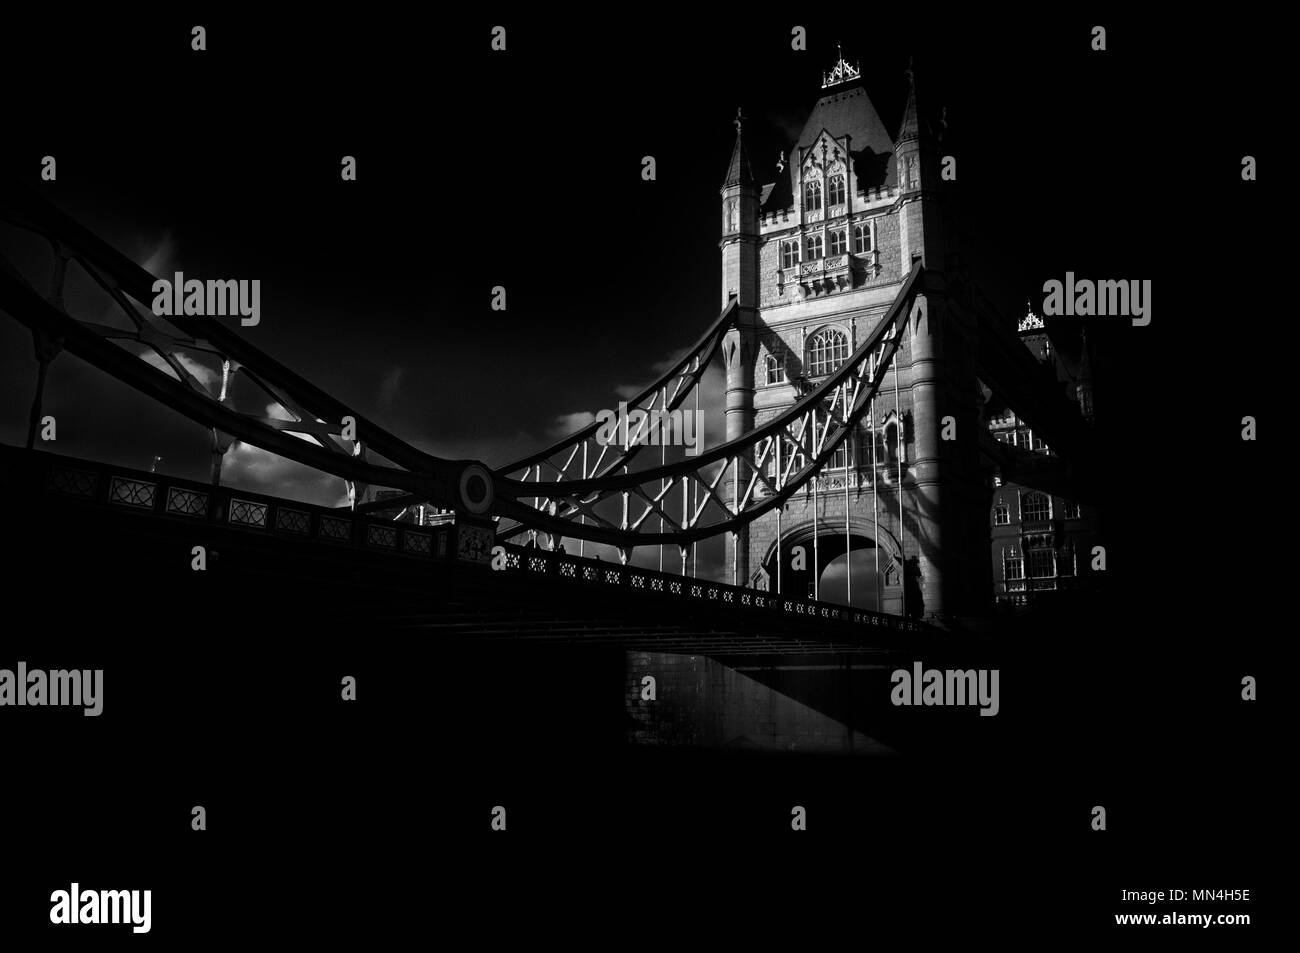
(757, 517, 903, 612)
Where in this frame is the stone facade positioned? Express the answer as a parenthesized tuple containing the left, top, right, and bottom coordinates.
(718, 57, 984, 625)
(986, 312, 1102, 607)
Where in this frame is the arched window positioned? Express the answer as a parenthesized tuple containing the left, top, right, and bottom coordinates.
(804, 179, 822, 212)
(853, 223, 873, 253)
(765, 354, 786, 385)
(883, 420, 901, 465)
(807, 327, 849, 377)
(1020, 491, 1051, 522)
(877, 410, 905, 468)
(805, 234, 823, 260)
(828, 174, 846, 206)
(828, 229, 847, 256)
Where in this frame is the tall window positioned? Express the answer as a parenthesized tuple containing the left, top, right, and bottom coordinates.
(765, 354, 785, 385)
(863, 426, 882, 471)
(854, 223, 873, 253)
(1004, 549, 1024, 581)
(993, 499, 1010, 525)
(780, 241, 799, 270)
(804, 179, 822, 212)
(1025, 535, 1055, 579)
(805, 234, 823, 260)
(828, 229, 847, 255)
(902, 155, 918, 190)
(1021, 491, 1051, 522)
(767, 437, 807, 479)
(828, 174, 846, 206)
(1058, 545, 1076, 576)
(807, 327, 849, 377)
(882, 419, 904, 466)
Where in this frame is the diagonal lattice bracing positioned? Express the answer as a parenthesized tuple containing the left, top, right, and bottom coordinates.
(0, 182, 927, 549)
(500, 298, 736, 479)
(490, 263, 924, 547)
(0, 182, 495, 514)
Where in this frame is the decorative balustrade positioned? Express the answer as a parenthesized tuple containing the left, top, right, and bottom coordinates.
(14, 445, 453, 562)
(498, 538, 926, 634)
(10, 444, 931, 637)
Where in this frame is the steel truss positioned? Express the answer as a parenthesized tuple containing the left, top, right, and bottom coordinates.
(0, 183, 493, 514)
(0, 183, 928, 552)
(489, 264, 924, 549)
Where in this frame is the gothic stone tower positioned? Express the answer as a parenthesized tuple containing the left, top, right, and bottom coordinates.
(720, 53, 985, 626)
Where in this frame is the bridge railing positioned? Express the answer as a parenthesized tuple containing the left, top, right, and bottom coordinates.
(4, 443, 932, 636)
(1, 444, 454, 562)
(492, 539, 928, 635)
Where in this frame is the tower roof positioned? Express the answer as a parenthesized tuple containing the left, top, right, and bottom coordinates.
(723, 109, 756, 189)
(789, 79, 896, 194)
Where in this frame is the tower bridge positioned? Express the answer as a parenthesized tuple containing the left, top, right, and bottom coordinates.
(0, 57, 1097, 638)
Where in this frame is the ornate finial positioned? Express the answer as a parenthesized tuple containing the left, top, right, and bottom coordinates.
(821, 45, 861, 89)
(734, 107, 744, 133)
(777, 150, 786, 173)
(1018, 301, 1045, 332)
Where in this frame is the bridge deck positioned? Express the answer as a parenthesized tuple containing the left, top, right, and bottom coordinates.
(2, 444, 952, 656)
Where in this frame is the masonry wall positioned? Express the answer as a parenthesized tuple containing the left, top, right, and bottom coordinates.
(758, 207, 904, 312)
(624, 651, 888, 753)
(989, 488, 1103, 605)
(742, 299, 922, 612)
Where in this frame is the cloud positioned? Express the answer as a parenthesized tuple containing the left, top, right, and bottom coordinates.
(612, 352, 690, 401)
(223, 440, 350, 507)
(136, 348, 222, 391)
(769, 107, 805, 143)
(378, 366, 403, 409)
(548, 410, 595, 438)
(137, 229, 176, 277)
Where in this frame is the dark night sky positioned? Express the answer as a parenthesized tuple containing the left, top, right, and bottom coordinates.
(0, 11, 1279, 584)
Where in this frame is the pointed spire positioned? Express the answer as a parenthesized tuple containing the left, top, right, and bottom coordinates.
(723, 107, 756, 189)
(897, 56, 920, 143)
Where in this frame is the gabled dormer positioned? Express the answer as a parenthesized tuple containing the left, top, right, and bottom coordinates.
(796, 129, 853, 225)
(789, 50, 896, 201)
